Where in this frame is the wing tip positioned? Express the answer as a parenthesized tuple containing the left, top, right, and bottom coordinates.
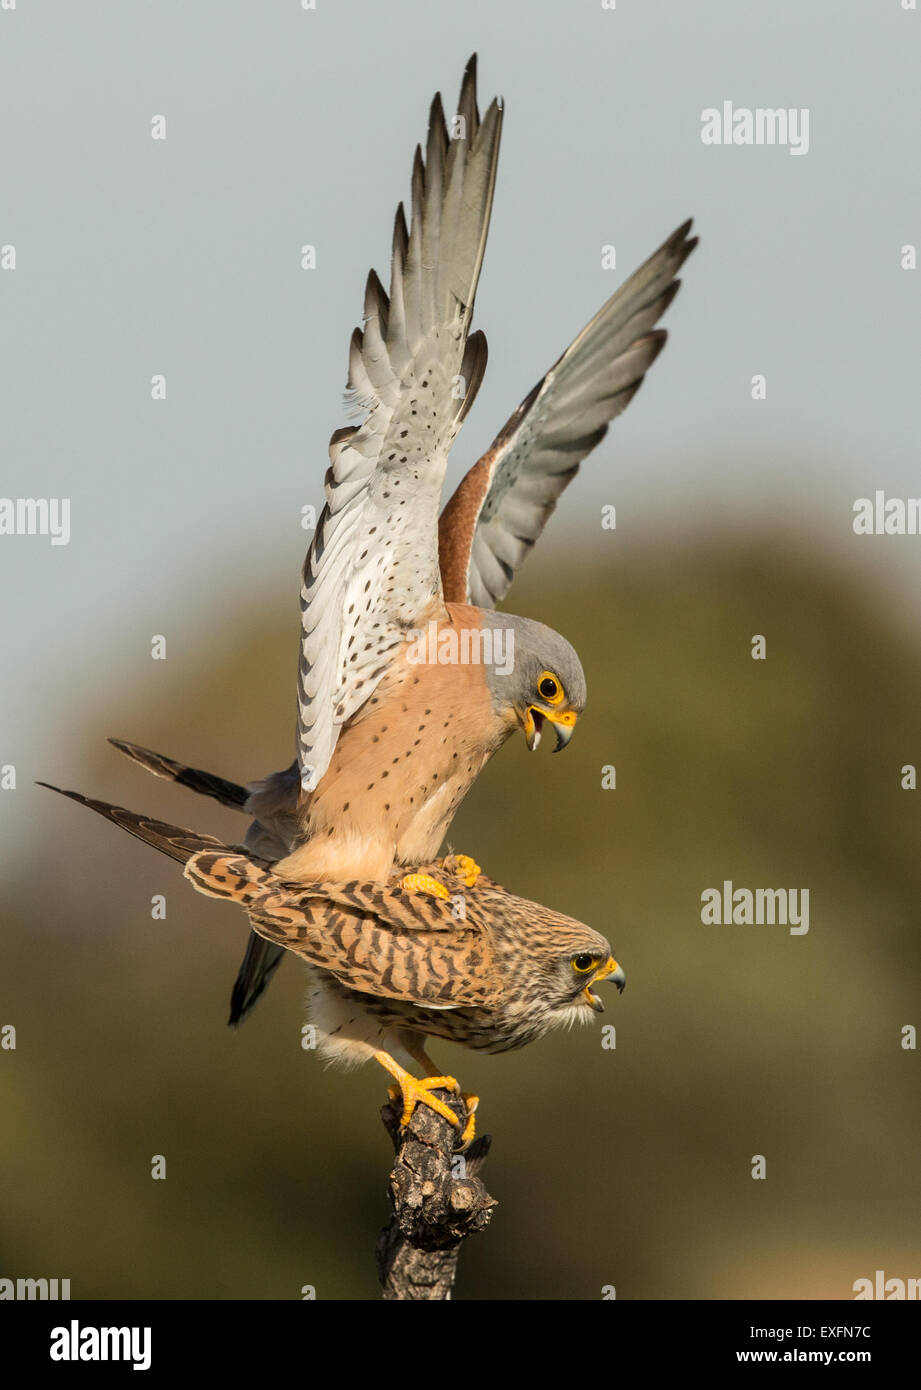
(459, 52, 479, 115)
(635, 327, 669, 365)
(363, 266, 389, 324)
(669, 219, 699, 266)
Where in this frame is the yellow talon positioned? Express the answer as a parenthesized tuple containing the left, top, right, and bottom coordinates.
(399, 872, 450, 900)
(442, 853, 481, 888)
(375, 1051, 460, 1128)
(459, 1092, 479, 1146)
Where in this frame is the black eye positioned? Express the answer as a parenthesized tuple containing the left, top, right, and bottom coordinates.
(572, 953, 596, 973)
(539, 676, 559, 700)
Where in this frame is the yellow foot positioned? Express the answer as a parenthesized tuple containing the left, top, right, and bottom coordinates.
(399, 872, 449, 900)
(375, 1051, 461, 1128)
(442, 853, 481, 888)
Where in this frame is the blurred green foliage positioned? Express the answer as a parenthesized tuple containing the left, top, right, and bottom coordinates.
(2, 533, 919, 1299)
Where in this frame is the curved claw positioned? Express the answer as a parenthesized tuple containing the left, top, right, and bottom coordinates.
(442, 853, 481, 888)
(399, 872, 450, 901)
(459, 1092, 479, 1146)
(376, 1051, 461, 1128)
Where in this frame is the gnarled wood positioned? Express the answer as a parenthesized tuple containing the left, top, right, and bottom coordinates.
(376, 1088, 496, 1300)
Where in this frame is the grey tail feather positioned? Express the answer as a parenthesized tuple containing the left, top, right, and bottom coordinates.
(228, 931, 288, 1028)
(39, 781, 285, 1026)
(37, 782, 236, 863)
(107, 738, 249, 810)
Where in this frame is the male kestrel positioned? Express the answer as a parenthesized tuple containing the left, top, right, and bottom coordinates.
(38, 785, 624, 1141)
(96, 56, 694, 1026)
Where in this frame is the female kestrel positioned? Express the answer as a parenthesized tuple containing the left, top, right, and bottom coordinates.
(39, 785, 624, 1142)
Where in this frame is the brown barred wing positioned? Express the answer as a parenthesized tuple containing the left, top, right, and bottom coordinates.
(184, 852, 502, 1011)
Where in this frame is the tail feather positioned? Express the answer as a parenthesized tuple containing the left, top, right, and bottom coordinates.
(228, 934, 287, 1027)
(37, 782, 247, 866)
(40, 778, 290, 1028)
(107, 738, 249, 811)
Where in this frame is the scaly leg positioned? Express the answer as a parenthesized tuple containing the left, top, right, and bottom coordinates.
(374, 1050, 461, 1129)
(402, 1041, 479, 1146)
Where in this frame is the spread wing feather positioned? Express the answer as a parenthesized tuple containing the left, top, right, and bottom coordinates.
(438, 218, 697, 607)
(296, 57, 503, 792)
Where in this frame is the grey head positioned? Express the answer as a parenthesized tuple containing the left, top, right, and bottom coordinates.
(481, 611, 587, 752)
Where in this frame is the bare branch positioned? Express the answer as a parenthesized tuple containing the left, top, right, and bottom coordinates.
(376, 1087, 496, 1299)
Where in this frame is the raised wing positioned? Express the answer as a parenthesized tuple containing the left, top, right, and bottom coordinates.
(438, 218, 697, 607)
(296, 57, 503, 792)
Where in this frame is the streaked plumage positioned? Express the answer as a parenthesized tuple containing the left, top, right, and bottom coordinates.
(40, 782, 624, 1135)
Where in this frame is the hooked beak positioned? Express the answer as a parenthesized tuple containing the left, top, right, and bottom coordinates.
(581, 956, 626, 1012)
(522, 706, 578, 752)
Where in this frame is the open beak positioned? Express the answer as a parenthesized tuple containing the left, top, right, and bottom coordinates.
(523, 706, 578, 752)
(581, 956, 626, 1012)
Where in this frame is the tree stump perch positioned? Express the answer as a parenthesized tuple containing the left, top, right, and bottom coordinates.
(376, 1086, 496, 1299)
